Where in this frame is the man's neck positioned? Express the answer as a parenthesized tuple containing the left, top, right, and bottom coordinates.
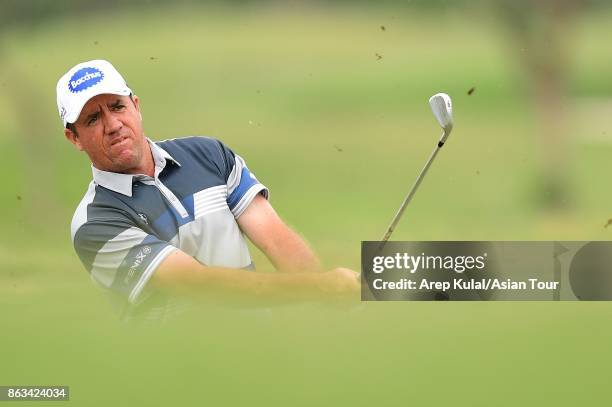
(125, 140, 155, 177)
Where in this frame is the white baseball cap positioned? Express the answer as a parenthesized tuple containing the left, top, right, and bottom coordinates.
(56, 59, 132, 127)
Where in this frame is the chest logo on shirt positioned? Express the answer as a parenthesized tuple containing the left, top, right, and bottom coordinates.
(137, 213, 149, 225)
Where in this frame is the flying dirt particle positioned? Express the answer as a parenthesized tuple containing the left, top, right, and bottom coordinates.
(376, 53, 383, 60)
(468, 87, 475, 95)
(604, 219, 612, 228)
(149, 56, 158, 61)
(16, 195, 21, 201)
(94, 41, 99, 45)
(333, 145, 343, 152)
(380, 25, 386, 31)
(256, 90, 261, 94)
(476, 170, 480, 175)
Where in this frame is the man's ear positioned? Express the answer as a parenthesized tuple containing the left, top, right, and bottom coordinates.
(64, 127, 83, 151)
(132, 94, 142, 120)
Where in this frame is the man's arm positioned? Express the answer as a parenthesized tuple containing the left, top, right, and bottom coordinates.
(150, 249, 359, 306)
(236, 194, 321, 273)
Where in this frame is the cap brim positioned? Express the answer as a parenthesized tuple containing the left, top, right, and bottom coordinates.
(64, 88, 132, 126)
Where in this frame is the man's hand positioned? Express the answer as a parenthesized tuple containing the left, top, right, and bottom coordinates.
(319, 267, 361, 301)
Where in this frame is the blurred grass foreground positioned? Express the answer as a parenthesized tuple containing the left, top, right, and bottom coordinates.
(1, 1, 612, 406)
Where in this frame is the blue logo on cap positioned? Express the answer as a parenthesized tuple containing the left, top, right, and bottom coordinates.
(68, 67, 104, 93)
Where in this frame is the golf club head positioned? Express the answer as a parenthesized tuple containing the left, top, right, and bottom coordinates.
(429, 93, 453, 144)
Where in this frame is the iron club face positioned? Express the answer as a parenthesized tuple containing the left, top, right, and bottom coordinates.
(429, 93, 453, 144)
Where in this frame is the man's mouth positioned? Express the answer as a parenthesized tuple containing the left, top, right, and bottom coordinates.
(110, 135, 129, 146)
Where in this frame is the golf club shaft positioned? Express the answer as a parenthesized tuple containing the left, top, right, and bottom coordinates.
(381, 135, 445, 242)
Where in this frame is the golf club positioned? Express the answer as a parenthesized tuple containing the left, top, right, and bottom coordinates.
(380, 92, 454, 243)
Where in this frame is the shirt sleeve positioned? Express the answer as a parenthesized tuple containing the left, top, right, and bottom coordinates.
(215, 140, 269, 218)
(73, 217, 177, 305)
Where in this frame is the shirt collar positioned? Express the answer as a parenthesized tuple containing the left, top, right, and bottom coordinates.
(149, 138, 181, 169)
(91, 138, 181, 197)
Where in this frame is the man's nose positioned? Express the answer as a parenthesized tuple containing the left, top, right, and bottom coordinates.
(103, 111, 122, 134)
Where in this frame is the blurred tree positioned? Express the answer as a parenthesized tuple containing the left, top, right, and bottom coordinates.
(494, 0, 584, 210)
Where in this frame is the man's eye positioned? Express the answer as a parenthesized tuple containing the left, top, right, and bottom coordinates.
(112, 104, 126, 111)
(87, 117, 97, 126)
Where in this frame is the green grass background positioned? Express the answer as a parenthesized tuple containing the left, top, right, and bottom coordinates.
(1, 3, 612, 406)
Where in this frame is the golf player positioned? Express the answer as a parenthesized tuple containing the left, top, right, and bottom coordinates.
(58, 59, 358, 319)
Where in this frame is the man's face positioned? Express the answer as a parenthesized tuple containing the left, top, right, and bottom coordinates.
(64, 93, 149, 174)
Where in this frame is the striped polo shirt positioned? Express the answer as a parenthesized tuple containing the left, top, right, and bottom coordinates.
(71, 136, 268, 318)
